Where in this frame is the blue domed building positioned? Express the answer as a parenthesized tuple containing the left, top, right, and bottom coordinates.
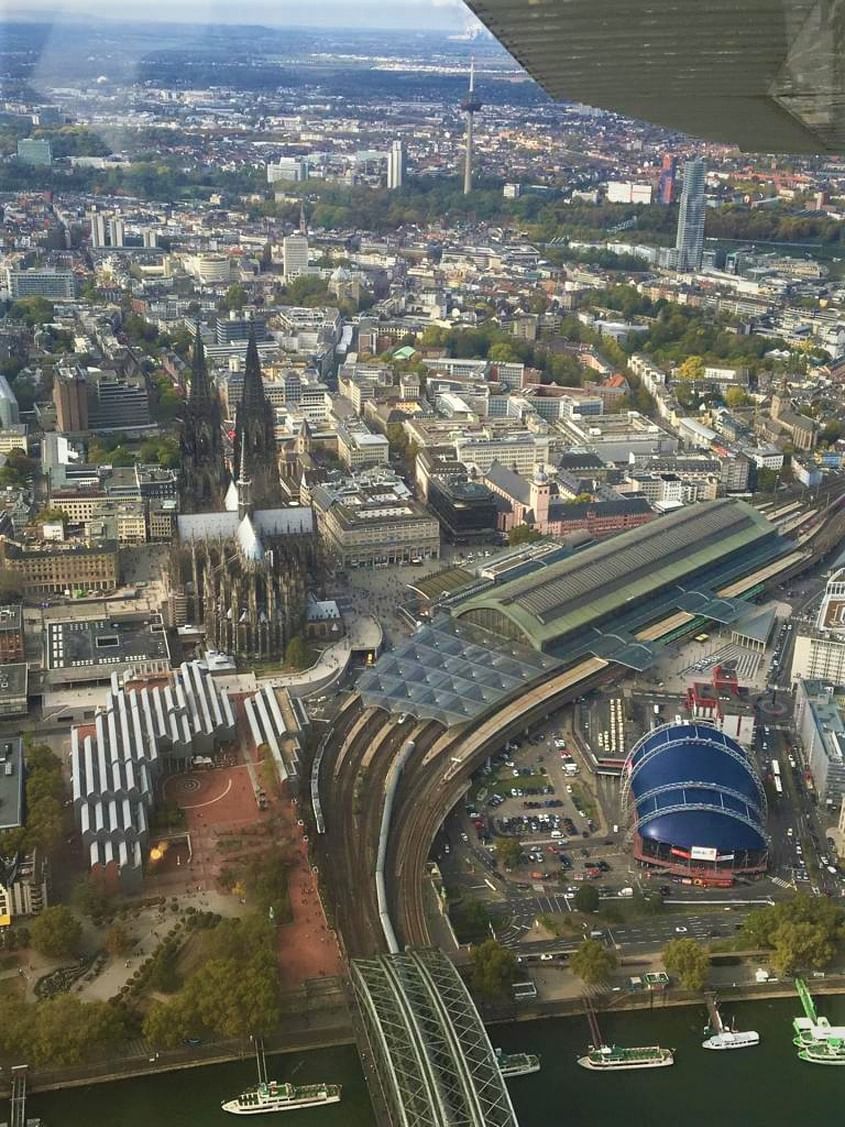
(624, 722, 768, 881)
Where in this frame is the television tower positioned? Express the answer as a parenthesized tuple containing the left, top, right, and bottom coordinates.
(461, 59, 482, 195)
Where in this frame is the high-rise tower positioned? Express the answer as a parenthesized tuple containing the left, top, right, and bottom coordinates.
(675, 157, 706, 272)
(461, 60, 482, 195)
(233, 328, 281, 510)
(387, 139, 405, 190)
(179, 331, 227, 513)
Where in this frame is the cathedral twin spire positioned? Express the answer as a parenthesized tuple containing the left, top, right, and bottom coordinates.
(180, 323, 281, 515)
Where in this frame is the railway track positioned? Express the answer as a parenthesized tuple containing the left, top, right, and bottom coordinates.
(320, 497, 845, 955)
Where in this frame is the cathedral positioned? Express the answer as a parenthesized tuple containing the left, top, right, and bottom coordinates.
(173, 326, 318, 661)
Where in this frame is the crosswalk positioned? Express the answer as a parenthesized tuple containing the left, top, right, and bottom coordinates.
(685, 644, 761, 681)
(771, 876, 794, 890)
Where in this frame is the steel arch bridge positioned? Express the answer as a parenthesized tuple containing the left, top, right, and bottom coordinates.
(351, 948, 519, 1127)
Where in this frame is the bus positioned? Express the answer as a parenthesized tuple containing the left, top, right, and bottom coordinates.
(771, 759, 781, 778)
(774, 776, 783, 796)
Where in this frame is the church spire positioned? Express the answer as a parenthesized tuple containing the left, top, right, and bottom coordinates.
(236, 427, 253, 521)
(179, 322, 227, 514)
(188, 326, 212, 405)
(233, 323, 281, 510)
(241, 324, 265, 412)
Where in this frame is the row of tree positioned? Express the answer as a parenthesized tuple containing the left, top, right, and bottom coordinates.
(466, 893, 843, 1002)
(142, 915, 280, 1044)
(0, 744, 66, 859)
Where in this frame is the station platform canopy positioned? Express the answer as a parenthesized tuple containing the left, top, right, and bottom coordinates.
(358, 616, 560, 728)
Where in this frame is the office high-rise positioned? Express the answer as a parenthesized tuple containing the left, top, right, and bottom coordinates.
(53, 367, 89, 433)
(283, 234, 309, 278)
(674, 158, 706, 272)
(108, 217, 125, 248)
(90, 212, 107, 248)
(387, 140, 405, 190)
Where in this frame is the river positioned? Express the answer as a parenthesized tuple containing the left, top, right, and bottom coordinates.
(28, 995, 845, 1126)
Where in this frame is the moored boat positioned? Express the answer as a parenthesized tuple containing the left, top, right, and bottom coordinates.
(495, 1048, 541, 1077)
(221, 1080, 342, 1115)
(703, 1029, 760, 1050)
(792, 978, 845, 1066)
(577, 1044, 674, 1071)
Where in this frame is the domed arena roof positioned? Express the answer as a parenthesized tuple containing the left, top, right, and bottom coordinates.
(626, 722, 766, 853)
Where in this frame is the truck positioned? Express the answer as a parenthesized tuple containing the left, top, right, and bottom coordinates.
(619, 887, 634, 898)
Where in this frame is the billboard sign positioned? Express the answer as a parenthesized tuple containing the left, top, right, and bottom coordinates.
(691, 845, 718, 862)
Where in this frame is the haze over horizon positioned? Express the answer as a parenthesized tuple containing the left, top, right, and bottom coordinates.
(2, 0, 474, 30)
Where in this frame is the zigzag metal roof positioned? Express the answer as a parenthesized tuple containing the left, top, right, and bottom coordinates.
(358, 616, 559, 727)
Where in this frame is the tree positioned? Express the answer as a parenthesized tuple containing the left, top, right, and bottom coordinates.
(281, 275, 329, 306)
(663, 937, 710, 991)
(30, 905, 83, 960)
(222, 283, 246, 312)
(489, 342, 518, 363)
(724, 387, 750, 408)
(0, 448, 38, 488)
(469, 939, 517, 1000)
(10, 296, 54, 326)
(739, 894, 843, 974)
(284, 635, 313, 671)
(143, 996, 194, 1047)
(33, 507, 67, 526)
(22, 745, 65, 855)
(573, 884, 600, 914)
(182, 951, 280, 1037)
(386, 422, 409, 457)
(495, 838, 523, 870)
(819, 420, 843, 446)
(73, 873, 113, 921)
(770, 922, 836, 976)
(105, 923, 132, 957)
(570, 938, 617, 985)
(508, 524, 542, 547)
(451, 899, 491, 944)
(755, 466, 780, 494)
(675, 355, 705, 382)
(29, 995, 124, 1066)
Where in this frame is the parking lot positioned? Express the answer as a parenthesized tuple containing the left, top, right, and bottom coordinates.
(438, 714, 634, 890)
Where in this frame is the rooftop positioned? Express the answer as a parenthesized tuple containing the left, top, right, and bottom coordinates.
(453, 501, 778, 651)
(0, 604, 22, 634)
(358, 615, 560, 728)
(0, 736, 24, 832)
(0, 664, 27, 701)
(47, 614, 169, 673)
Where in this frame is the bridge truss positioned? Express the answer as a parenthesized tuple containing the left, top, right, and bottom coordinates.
(351, 948, 519, 1127)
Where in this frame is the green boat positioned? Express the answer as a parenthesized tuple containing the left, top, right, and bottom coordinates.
(793, 978, 845, 1066)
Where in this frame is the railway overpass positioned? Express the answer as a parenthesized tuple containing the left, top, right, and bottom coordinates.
(351, 948, 518, 1127)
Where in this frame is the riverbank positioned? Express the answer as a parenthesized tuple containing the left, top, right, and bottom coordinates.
(14, 973, 845, 1096)
(22, 1019, 355, 1095)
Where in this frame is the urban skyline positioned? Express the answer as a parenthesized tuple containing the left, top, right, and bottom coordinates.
(0, 12, 843, 1123)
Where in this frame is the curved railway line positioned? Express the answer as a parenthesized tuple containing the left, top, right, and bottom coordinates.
(316, 493, 845, 956)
